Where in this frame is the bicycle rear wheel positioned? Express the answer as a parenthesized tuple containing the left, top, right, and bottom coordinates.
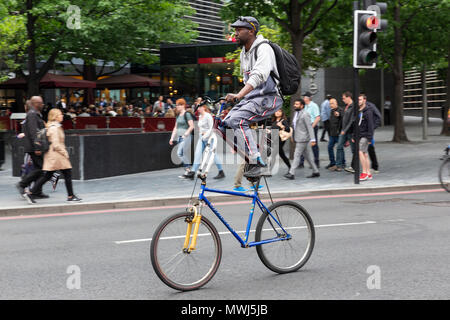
(439, 158, 450, 192)
(255, 201, 315, 274)
(150, 212, 222, 291)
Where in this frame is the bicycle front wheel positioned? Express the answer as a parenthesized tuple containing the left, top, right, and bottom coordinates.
(255, 201, 315, 274)
(439, 158, 450, 192)
(150, 212, 222, 291)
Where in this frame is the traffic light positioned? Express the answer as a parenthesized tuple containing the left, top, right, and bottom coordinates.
(367, 2, 388, 31)
(353, 10, 379, 69)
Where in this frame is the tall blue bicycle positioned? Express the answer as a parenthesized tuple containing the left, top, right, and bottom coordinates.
(150, 97, 315, 291)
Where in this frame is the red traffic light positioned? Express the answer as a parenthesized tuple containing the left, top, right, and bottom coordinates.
(354, 10, 379, 68)
(360, 14, 379, 30)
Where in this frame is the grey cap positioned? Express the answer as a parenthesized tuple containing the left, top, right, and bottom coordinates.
(302, 91, 313, 97)
(231, 16, 260, 33)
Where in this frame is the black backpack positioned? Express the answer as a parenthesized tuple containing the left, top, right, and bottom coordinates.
(367, 103, 381, 129)
(254, 40, 301, 96)
(34, 127, 50, 153)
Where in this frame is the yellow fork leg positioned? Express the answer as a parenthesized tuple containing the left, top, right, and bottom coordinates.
(182, 220, 193, 250)
(188, 213, 202, 252)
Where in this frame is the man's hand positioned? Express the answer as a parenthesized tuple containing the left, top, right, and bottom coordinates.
(310, 141, 316, 147)
(169, 139, 173, 146)
(277, 121, 285, 130)
(225, 93, 239, 103)
(226, 84, 254, 103)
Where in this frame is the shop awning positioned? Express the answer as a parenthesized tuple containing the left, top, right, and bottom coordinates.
(95, 74, 161, 89)
(0, 73, 97, 89)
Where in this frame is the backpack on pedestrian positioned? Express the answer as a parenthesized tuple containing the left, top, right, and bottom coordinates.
(254, 40, 301, 97)
(34, 127, 51, 153)
(369, 104, 382, 129)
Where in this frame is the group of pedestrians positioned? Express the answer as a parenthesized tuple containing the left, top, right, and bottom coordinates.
(169, 98, 225, 180)
(15, 96, 81, 204)
(168, 14, 381, 186)
(282, 91, 380, 182)
(170, 90, 381, 188)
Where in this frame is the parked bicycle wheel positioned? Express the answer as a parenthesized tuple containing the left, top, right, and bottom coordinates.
(150, 212, 222, 291)
(255, 201, 315, 274)
(439, 158, 450, 192)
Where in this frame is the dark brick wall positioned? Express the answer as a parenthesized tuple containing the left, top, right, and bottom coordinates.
(324, 67, 395, 109)
(12, 132, 179, 180)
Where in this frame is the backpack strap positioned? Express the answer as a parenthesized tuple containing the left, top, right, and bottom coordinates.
(183, 112, 194, 135)
(253, 41, 275, 77)
(253, 41, 267, 61)
(253, 40, 284, 101)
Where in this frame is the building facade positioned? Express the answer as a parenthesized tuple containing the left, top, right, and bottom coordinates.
(135, 0, 236, 103)
(187, 0, 227, 43)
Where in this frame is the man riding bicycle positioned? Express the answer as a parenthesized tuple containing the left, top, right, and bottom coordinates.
(222, 16, 282, 178)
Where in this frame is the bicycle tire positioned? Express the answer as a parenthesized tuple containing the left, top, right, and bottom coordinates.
(150, 212, 222, 291)
(255, 201, 315, 274)
(439, 158, 450, 193)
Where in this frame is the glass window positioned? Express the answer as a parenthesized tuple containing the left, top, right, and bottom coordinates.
(161, 46, 197, 66)
(198, 43, 237, 58)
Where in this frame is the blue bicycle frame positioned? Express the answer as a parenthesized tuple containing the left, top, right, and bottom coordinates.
(195, 96, 288, 247)
(197, 184, 291, 248)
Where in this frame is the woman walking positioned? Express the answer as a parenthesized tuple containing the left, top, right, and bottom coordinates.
(24, 108, 81, 204)
(270, 109, 292, 173)
(169, 98, 195, 179)
(189, 103, 225, 180)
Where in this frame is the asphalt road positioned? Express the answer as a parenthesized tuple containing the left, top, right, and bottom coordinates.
(0, 188, 449, 300)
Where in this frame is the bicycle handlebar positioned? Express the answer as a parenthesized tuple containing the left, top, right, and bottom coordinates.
(199, 96, 227, 107)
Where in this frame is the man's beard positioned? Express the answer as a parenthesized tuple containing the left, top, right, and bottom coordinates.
(236, 37, 246, 47)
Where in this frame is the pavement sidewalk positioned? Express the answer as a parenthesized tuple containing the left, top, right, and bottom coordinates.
(0, 116, 448, 216)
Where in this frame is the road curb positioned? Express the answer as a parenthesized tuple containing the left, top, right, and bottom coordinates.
(0, 183, 445, 218)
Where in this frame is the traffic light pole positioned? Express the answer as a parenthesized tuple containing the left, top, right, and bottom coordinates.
(353, 1, 361, 184)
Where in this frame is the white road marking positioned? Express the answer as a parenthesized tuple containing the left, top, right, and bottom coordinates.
(114, 220, 380, 244)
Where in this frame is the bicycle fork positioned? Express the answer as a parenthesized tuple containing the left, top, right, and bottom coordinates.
(183, 206, 202, 253)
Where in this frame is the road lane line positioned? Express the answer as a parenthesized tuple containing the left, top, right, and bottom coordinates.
(114, 220, 378, 244)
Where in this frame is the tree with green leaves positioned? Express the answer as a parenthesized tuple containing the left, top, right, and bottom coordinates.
(221, 0, 339, 110)
(377, 0, 445, 142)
(3, 0, 197, 107)
(60, 0, 198, 105)
(401, 0, 450, 136)
(61, 0, 197, 81)
(0, 3, 28, 83)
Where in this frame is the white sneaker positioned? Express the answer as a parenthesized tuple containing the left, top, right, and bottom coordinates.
(179, 169, 194, 179)
(23, 193, 36, 204)
(344, 166, 355, 173)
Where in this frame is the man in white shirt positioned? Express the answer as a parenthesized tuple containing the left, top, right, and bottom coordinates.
(153, 95, 165, 113)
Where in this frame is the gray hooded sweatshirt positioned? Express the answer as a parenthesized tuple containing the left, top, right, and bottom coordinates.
(240, 34, 280, 99)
